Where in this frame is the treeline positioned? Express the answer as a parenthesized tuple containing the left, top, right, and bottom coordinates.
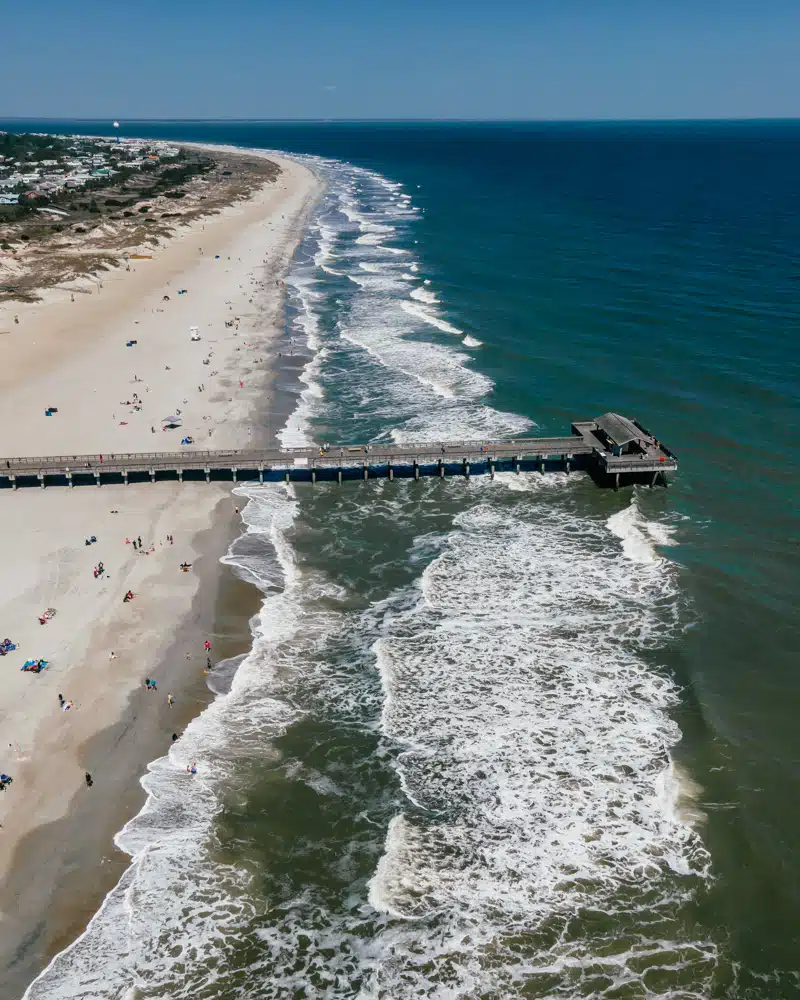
(0, 133, 76, 161)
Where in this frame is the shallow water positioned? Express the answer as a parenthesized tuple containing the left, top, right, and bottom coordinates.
(8, 120, 799, 999)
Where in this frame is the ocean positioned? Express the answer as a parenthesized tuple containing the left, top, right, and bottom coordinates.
(5, 120, 799, 998)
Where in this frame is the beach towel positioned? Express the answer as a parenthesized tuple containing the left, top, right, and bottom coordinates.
(22, 659, 48, 673)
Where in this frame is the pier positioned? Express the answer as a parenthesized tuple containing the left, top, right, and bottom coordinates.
(0, 414, 676, 490)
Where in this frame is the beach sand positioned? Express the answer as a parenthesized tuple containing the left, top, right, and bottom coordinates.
(0, 149, 321, 994)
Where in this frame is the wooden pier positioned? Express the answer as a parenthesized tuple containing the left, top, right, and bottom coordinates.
(0, 414, 676, 490)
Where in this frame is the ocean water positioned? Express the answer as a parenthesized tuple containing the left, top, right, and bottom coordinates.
(5, 120, 799, 999)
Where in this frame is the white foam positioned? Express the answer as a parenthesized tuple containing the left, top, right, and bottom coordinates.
(462, 335, 482, 347)
(401, 300, 463, 336)
(355, 232, 388, 246)
(388, 405, 532, 443)
(409, 287, 439, 305)
(607, 497, 677, 565)
(364, 480, 713, 996)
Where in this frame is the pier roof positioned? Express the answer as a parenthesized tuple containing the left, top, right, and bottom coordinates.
(594, 412, 649, 447)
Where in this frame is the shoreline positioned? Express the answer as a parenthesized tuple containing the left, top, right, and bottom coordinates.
(0, 142, 322, 994)
(3, 490, 257, 991)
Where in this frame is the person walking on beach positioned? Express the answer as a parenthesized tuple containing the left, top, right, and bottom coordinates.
(145, 678, 151, 690)
(167, 693, 174, 707)
(58, 693, 64, 708)
(85, 772, 93, 787)
(138, 536, 142, 549)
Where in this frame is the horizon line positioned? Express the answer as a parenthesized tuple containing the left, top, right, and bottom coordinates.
(2, 116, 800, 125)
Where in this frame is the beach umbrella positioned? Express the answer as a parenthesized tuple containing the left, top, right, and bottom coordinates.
(162, 415, 182, 424)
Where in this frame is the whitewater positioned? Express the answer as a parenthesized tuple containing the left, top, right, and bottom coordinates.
(24, 153, 714, 1000)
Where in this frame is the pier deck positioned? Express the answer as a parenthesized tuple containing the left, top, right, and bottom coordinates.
(0, 414, 677, 490)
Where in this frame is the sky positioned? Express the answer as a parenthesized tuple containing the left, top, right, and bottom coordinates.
(2, 0, 799, 120)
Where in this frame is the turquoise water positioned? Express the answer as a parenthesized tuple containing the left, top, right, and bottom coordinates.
(6, 121, 799, 998)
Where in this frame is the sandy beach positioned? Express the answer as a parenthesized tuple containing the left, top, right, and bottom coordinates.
(0, 147, 320, 993)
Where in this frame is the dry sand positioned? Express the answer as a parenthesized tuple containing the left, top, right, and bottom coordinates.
(0, 148, 321, 992)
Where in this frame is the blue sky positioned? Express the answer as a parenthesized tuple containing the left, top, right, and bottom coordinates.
(2, 0, 798, 120)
